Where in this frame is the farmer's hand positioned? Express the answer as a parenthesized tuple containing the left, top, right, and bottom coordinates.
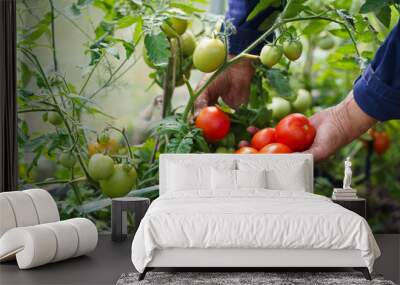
(194, 56, 255, 115)
(305, 92, 376, 162)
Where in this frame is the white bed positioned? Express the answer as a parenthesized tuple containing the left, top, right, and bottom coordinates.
(131, 154, 380, 280)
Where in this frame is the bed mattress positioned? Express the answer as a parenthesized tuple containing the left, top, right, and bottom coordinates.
(131, 190, 380, 273)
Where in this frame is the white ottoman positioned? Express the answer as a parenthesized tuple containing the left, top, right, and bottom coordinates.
(0, 189, 98, 269)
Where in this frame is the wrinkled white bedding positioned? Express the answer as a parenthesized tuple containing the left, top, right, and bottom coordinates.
(131, 190, 380, 273)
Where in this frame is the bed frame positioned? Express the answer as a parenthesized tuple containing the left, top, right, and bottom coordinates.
(138, 154, 372, 281)
(139, 248, 371, 280)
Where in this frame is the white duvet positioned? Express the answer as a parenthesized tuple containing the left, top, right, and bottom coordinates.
(131, 190, 380, 273)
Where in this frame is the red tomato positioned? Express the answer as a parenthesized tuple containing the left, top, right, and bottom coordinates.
(235, 147, 258, 154)
(251, 128, 276, 150)
(259, 143, 292, 154)
(275, 113, 316, 152)
(195, 106, 231, 142)
(373, 131, 390, 155)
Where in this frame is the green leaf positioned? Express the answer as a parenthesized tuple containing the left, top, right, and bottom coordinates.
(144, 33, 171, 67)
(247, 0, 276, 22)
(20, 12, 52, 45)
(177, 137, 193, 153)
(282, 0, 306, 19)
(302, 20, 330, 35)
(117, 15, 139, 29)
(257, 11, 280, 31)
(329, 28, 348, 39)
(121, 40, 135, 58)
(133, 19, 143, 44)
(359, 0, 390, 13)
(251, 107, 271, 128)
(265, 69, 292, 98)
(375, 6, 391, 28)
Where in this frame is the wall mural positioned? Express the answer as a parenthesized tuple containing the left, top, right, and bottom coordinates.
(16, 0, 400, 233)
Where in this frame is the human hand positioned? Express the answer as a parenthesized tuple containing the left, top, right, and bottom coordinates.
(304, 92, 376, 162)
(194, 56, 255, 115)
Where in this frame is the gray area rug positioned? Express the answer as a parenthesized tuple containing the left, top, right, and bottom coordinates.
(117, 272, 396, 285)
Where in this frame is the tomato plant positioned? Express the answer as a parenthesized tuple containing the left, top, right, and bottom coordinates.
(16, 0, 400, 233)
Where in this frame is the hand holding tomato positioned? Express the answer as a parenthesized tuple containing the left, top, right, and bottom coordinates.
(303, 93, 376, 161)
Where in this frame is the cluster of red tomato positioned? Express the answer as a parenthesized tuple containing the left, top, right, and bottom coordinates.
(363, 129, 391, 155)
(195, 106, 316, 154)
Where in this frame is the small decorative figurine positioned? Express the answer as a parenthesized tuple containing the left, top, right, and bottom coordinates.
(332, 157, 358, 200)
(343, 157, 352, 190)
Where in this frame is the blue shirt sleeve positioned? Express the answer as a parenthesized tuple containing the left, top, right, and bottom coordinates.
(353, 21, 400, 121)
(226, 0, 282, 55)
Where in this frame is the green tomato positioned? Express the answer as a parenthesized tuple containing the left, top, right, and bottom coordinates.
(99, 164, 137, 198)
(292, 89, 312, 112)
(97, 132, 110, 145)
(317, 34, 335, 50)
(161, 9, 188, 37)
(48, 112, 63, 126)
(260, 45, 283, 68)
(268, 97, 291, 120)
(59, 153, 76, 168)
(193, 38, 226, 73)
(88, 153, 114, 181)
(283, 40, 302, 61)
(180, 30, 197, 56)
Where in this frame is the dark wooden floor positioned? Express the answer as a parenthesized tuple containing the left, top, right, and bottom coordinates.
(0, 234, 134, 285)
(1, 234, 398, 285)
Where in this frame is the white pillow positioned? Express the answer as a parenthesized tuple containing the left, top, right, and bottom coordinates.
(166, 159, 236, 192)
(238, 159, 308, 191)
(211, 168, 236, 190)
(265, 162, 307, 191)
(211, 169, 267, 191)
(167, 162, 210, 191)
(236, 169, 267, 189)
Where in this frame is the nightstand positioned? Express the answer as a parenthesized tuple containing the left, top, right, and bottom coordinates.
(111, 197, 150, 242)
(332, 198, 366, 219)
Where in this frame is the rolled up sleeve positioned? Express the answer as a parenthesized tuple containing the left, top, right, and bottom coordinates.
(226, 0, 282, 55)
(353, 21, 400, 121)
